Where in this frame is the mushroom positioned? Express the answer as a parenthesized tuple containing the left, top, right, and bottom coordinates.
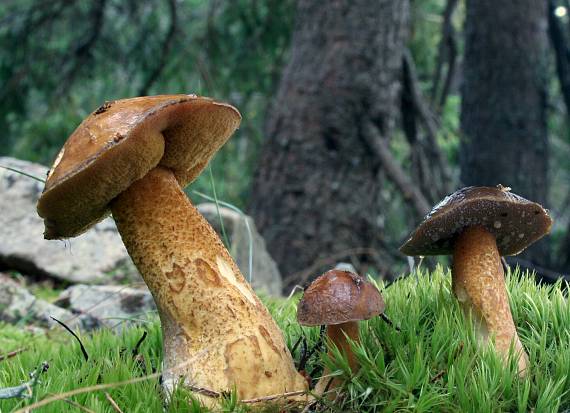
(400, 185, 552, 374)
(297, 269, 385, 397)
(37, 95, 307, 404)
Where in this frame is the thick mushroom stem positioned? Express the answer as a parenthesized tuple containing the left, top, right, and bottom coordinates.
(452, 226, 528, 374)
(314, 322, 359, 397)
(110, 167, 307, 403)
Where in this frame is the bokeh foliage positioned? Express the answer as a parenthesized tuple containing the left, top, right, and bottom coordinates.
(0, 0, 568, 272)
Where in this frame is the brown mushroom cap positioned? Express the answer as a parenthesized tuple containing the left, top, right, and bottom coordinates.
(400, 186, 553, 257)
(37, 94, 241, 239)
(297, 270, 385, 326)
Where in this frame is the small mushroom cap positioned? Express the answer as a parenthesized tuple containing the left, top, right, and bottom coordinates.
(297, 270, 385, 326)
(37, 94, 241, 239)
(400, 186, 553, 256)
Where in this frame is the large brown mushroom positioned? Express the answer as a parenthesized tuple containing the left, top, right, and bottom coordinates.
(37, 95, 307, 404)
(297, 269, 384, 397)
(400, 185, 552, 374)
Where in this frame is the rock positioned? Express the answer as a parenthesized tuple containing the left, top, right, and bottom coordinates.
(0, 273, 76, 328)
(197, 203, 283, 296)
(0, 157, 281, 295)
(0, 157, 140, 284)
(54, 284, 156, 331)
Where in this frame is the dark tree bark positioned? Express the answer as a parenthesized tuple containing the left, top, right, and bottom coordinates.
(460, 0, 550, 266)
(249, 0, 409, 292)
(548, 0, 570, 274)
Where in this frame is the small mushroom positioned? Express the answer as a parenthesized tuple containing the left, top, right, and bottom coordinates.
(400, 186, 552, 374)
(297, 269, 385, 397)
(37, 95, 307, 404)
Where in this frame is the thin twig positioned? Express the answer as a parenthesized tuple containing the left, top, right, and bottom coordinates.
(13, 350, 209, 412)
(0, 348, 27, 362)
(13, 374, 159, 412)
(49, 394, 96, 413)
(431, 0, 459, 109)
(240, 389, 308, 404)
(50, 316, 89, 361)
(430, 370, 446, 383)
(0, 362, 49, 400)
(403, 50, 453, 193)
(361, 119, 431, 218)
(104, 392, 124, 413)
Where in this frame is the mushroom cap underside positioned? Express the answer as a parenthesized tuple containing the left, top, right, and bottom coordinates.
(400, 186, 553, 256)
(297, 270, 385, 326)
(37, 94, 241, 239)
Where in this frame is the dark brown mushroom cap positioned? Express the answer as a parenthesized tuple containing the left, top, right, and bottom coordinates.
(297, 270, 385, 326)
(399, 186, 553, 256)
(37, 94, 241, 239)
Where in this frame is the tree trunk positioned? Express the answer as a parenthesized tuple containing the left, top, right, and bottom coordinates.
(249, 0, 409, 292)
(460, 0, 550, 266)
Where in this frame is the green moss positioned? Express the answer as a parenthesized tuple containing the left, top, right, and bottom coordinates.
(0, 268, 568, 412)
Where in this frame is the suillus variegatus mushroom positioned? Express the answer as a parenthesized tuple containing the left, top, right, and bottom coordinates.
(400, 185, 552, 374)
(37, 95, 308, 404)
(297, 269, 384, 397)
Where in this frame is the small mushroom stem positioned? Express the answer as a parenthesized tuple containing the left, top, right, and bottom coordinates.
(314, 322, 359, 397)
(110, 167, 307, 403)
(452, 226, 528, 374)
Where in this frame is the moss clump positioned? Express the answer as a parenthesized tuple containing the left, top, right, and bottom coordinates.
(1, 267, 568, 412)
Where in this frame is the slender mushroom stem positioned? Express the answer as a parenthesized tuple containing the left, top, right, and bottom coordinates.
(452, 226, 528, 374)
(314, 321, 359, 397)
(110, 166, 307, 402)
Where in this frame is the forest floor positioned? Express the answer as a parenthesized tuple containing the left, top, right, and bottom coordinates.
(0, 268, 569, 412)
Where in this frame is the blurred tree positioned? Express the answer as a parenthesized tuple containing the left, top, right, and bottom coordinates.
(548, 0, 570, 274)
(460, 0, 551, 268)
(249, 0, 412, 291)
(0, 0, 295, 207)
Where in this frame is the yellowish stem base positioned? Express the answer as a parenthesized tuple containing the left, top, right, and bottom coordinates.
(111, 167, 307, 403)
(452, 226, 528, 375)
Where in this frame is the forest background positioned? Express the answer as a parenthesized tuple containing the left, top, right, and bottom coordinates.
(1, 0, 568, 292)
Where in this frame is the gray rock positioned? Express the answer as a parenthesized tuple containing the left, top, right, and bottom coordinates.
(0, 273, 76, 328)
(0, 157, 140, 284)
(197, 203, 283, 296)
(0, 157, 281, 295)
(55, 284, 156, 331)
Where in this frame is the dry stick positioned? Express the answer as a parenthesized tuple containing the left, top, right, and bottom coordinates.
(430, 370, 446, 383)
(240, 390, 307, 404)
(402, 49, 454, 191)
(14, 350, 308, 412)
(361, 120, 431, 218)
(104, 392, 124, 413)
(13, 374, 161, 412)
(0, 362, 49, 400)
(47, 393, 96, 413)
(438, 26, 458, 110)
(0, 348, 27, 362)
(430, 0, 459, 108)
